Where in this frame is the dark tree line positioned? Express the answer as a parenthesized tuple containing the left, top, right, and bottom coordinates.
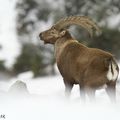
(13, 0, 120, 77)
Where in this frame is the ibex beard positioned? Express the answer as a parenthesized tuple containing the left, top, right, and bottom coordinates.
(39, 16, 119, 102)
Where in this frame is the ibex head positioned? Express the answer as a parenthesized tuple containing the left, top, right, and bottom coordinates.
(39, 26, 68, 44)
(39, 16, 101, 44)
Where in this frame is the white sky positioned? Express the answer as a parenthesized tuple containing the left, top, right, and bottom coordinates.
(0, 0, 21, 68)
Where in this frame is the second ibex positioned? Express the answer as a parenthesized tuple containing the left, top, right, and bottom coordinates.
(39, 16, 119, 102)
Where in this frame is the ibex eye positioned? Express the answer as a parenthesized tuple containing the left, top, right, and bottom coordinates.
(52, 26, 56, 29)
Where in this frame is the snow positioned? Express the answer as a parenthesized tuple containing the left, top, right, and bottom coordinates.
(0, 71, 120, 120)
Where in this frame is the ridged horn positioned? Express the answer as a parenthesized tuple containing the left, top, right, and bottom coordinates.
(54, 16, 101, 36)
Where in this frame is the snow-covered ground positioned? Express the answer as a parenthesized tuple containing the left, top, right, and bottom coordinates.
(0, 71, 120, 120)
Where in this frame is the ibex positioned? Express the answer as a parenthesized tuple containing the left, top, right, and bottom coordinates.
(39, 16, 119, 102)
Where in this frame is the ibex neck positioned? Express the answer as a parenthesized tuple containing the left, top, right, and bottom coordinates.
(54, 37, 78, 62)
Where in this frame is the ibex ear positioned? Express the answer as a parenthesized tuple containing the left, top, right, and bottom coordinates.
(59, 30, 66, 37)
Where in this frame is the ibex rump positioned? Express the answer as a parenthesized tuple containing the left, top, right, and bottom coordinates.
(39, 16, 119, 102)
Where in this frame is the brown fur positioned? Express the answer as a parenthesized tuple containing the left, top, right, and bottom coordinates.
(39, 16, 119, 102)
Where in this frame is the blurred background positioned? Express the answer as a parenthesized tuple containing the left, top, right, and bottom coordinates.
(0, 0, 120, 79)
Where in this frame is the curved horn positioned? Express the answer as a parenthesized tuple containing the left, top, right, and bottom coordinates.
(54, 16, 101, 36)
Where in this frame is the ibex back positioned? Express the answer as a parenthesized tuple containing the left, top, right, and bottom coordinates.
(39, 16, 119, 102)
